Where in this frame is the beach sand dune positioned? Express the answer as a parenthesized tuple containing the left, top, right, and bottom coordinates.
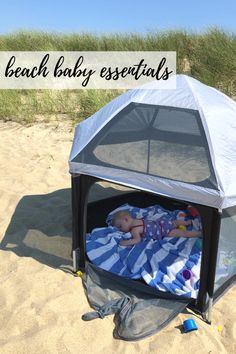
(0, 121, 235, 353)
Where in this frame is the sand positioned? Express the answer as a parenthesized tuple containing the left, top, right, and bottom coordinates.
(0, 120, 235, 354)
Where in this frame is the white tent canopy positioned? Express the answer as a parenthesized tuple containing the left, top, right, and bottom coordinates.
(69, 75, 236, 209)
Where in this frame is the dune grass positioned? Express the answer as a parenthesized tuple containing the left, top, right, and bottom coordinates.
(0, 89, 120, 124)
(0, 29, 235, 124)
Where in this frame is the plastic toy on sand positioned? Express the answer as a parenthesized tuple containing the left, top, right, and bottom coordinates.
(183, 319, 198, 332)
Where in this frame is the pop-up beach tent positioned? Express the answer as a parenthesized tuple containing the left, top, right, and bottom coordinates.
(69, 75, 236, 339)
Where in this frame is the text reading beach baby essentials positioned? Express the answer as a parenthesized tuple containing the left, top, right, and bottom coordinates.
(0, 51, 176, 89)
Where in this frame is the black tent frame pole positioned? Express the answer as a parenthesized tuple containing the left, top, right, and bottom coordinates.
(206, 208, 221, 323)
(71, 174, 98, 270)
(71, 175, 80, 252)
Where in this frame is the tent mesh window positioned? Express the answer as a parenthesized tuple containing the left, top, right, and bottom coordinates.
(74, 103, 217, 189)
(215, 205, 236, 291)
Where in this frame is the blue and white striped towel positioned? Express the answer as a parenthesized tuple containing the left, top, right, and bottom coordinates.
(86, 204, 202, 298)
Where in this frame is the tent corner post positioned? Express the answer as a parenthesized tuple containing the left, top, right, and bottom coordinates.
(205, 209, 221, 315)
(71, 174, 100, 270)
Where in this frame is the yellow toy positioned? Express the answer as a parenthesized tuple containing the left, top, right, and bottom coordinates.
(217, 325, 223, 332)
(178, 225, 186, 231)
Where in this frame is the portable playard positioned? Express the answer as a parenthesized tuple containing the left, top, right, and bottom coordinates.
(69, 75, 236, 339)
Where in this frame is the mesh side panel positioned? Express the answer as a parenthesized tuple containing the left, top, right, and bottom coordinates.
(83, 263, 190, 340)
(215, 206, 236, 291)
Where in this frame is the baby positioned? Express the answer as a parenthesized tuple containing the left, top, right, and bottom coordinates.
(112, 210, 202, 246)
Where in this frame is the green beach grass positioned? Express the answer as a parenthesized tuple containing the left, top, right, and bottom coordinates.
(0, 29, 235, 124)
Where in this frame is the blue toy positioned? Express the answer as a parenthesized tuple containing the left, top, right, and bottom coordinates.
(183, 318, 198, 332)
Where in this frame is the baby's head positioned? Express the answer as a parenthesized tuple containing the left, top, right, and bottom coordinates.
(112, 210, 133, 232)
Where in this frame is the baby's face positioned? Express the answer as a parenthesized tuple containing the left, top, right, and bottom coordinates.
(115, 215, 132, 232)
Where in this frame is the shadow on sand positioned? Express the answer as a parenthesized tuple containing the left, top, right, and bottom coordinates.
(1, 188, 73, 270)
(0, 183, 129, 270)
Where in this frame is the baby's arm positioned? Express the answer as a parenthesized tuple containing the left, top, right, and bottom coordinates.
(120, 228, 142, 246)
